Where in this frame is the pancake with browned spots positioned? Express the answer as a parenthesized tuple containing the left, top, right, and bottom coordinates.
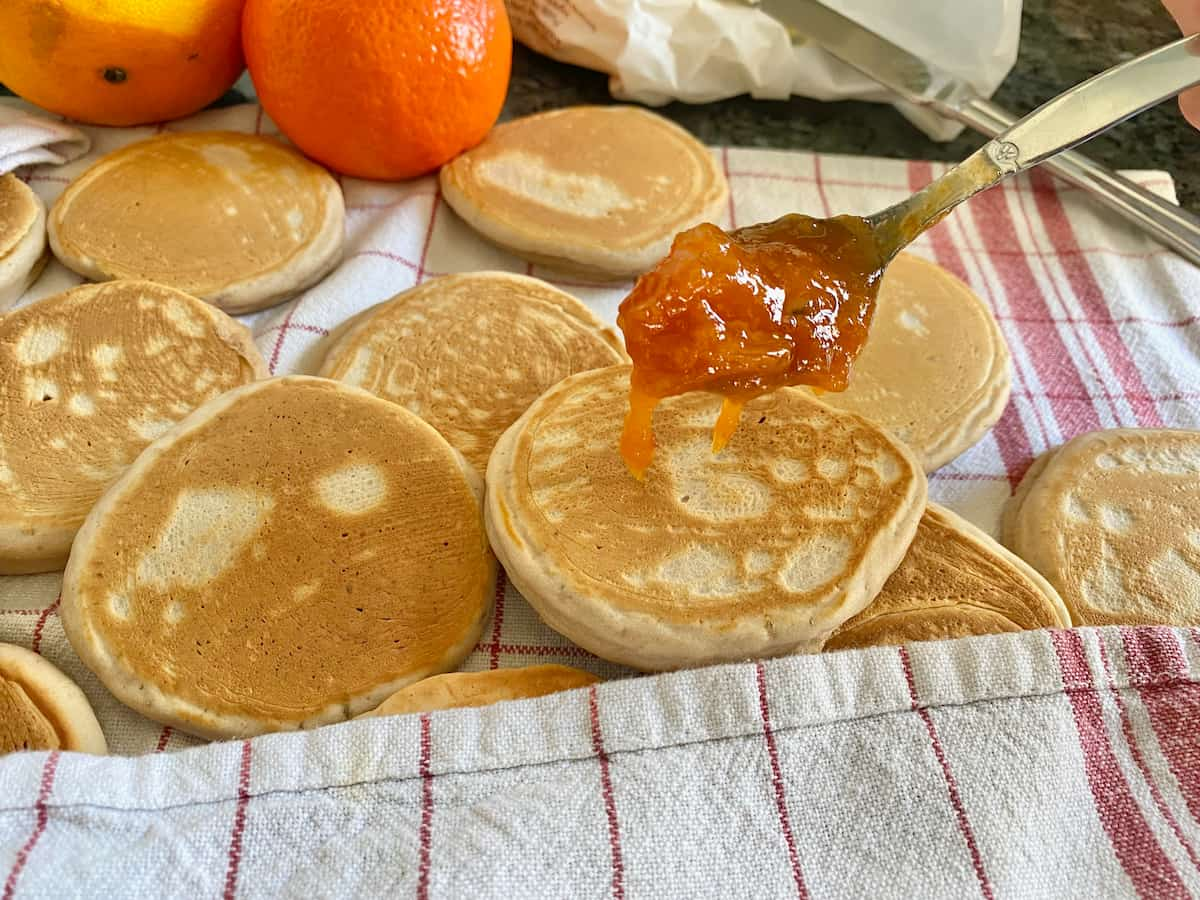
(1, 280, 265, 574)
(486, 365, 926, 670)
(62, 376, 495, 739)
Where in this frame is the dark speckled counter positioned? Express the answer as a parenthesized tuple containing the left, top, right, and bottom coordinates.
(4, 0, 1196, 211)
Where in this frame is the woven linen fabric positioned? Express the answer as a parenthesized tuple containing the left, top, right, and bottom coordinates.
(2, 99, 1200, 896)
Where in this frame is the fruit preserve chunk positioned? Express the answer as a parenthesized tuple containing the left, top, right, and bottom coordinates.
(617, 213, 885, 477)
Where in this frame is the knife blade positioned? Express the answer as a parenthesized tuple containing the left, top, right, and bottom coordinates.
(752, 0, 966, 106)
(742, 0, 1200, 265)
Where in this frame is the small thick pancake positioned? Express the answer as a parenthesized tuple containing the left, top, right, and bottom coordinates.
(487, 365, 926, 670)
(1005, 429, 1200, 626)
(440, 106, 729, 280)
(62, 376, 495, 739)
(816, 254, 1011, 472)
(824, 504, 1069, 651)
(1, 280, 265, 574)
(0, 642, 106, 755)
(319, 272, 626, 473)
(0, 174, 48, 312)
(366, 665, 600, 718)
(48, 132, 344, 314)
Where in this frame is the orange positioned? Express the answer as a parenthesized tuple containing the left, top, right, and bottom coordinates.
(242, 0, 512, 181)
(0, 0, 246, 127)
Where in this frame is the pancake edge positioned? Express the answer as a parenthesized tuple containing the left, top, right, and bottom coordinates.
(0, 642, 107, 754)
(901, 256, 1013, 472)
(60, 375, 495, 740)
(824, 502, 1070, 651)
(0, 281, 268, 575)
(0, 189, 46, 313)
(439, 107, 730, 280)
(1000, 447, 1059, 554)
(47, 133, 346, 315)
(362, 664, 600, 718)
(485, 367, 927, 671)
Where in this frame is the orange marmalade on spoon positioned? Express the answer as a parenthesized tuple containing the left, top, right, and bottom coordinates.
(616, 213, 886, 477)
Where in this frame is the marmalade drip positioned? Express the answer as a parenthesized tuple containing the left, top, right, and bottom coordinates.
(616, 213, 886, 477)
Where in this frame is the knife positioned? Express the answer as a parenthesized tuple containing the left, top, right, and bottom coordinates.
(746, 0, 1200, 266)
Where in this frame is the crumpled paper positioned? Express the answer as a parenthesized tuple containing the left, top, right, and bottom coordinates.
(506, 0, 1022, 141)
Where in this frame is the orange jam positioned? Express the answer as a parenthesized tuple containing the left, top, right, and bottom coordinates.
(616, 213, 885, 477)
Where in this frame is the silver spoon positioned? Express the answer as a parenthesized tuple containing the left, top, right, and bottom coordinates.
(866, 33, 1200, 263)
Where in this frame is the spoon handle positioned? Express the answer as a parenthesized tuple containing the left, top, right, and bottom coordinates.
(952, 95, 1200, 268)
(869, 33, 1200, 258)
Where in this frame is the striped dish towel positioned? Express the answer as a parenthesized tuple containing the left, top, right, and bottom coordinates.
(2, 99, 1200, 897)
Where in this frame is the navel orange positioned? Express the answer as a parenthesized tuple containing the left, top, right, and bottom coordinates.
(241, 0, 512, 180)
(0, 0, 245, 126)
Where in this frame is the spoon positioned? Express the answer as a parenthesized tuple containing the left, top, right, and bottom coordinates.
(617, 34, 1200, 477)
(867, 32, 1200, 264)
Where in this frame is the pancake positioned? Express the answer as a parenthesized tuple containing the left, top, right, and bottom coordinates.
(0, 173, 48, 312)
(0, 280, 265, 574)
(1004, 429, 1200, 626)
(48, 132, 344, 314)
(61, 376, 496, 739)
(1000, 448, 1058, 550)
(815, 253, 1011, 472)
(0, 642, 106, 755)
(487, 365, 927, 670)
(824, 504, 1069, 651)
(365, 665, 600, 718)
(318, 272, 627, 473)
(440, 106, 729, 280)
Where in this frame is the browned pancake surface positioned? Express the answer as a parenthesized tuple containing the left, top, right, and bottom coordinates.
(1, 281, 263, 572)
(64, 378, 494, 737)
(1007, 429, 1200, 626)
(50, 132, 337, 298)
(320, 272, 625, 472)
(826, 505, 1068, 650)
(0, 673, 60, 753)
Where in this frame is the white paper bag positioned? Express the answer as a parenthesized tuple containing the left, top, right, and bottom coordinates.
(506, 0, 1023, 141)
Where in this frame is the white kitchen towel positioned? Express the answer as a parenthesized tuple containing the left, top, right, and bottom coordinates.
(0, 105, 90, 174)
(3, 625, 1200, 897)
(2, 99, 1200, 897)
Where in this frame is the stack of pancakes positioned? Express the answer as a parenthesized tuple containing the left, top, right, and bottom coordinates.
(3, 105, 1190, 752)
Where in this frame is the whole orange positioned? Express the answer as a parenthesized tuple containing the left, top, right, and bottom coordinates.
(242, 0, 512, 180)
(0, 0, 245, 126)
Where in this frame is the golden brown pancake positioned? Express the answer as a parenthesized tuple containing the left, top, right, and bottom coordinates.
(48, 132, 344, 314)
(62, 376, 495, 739)
(0, 642, 106, 755)
(1, 280, 265, 574)
(440, 106, 729, 279)
(365, 665, 600, 717)
(318, 271, 626, 473)
(824, 504, 1069, 651)
(1004, 428, 1200, 626)
(0, 173, 48, 312)
(815, 254, 1011, 472)
(487, 365, 927, 670)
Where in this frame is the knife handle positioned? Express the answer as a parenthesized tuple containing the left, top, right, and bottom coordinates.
(944, 94, 1200, 268)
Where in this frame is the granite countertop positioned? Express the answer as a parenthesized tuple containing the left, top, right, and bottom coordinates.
(4, 0, 1196, 211)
